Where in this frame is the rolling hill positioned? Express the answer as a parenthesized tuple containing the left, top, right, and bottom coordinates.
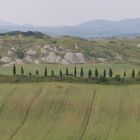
(0, 32, 140, 65)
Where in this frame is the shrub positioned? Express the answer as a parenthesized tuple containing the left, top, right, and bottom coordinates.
(98, 76, 107, 82)
(16, 49, 25, 59)
(115, 74, 121, 81)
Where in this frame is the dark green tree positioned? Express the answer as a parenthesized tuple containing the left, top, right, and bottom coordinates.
(95, 68, 99, 78)
(132, 69, 135, 78)
(103, 69, 106, 78)
(51, 70, 55, 77)
(88, 69, 92, 79)
(138, 70, 140, 77)
(109, 68, 113, 78)
(66, 68, 69, 76)
(21, 66, 24, 75)
(44, 66, 47, 77)
(59, 70, 63, 77)
(29, 72, 32, 76)
(16, 49, 25, 59)
(124, 71, 126, 78)
(74, 67, 77, 78)
(36, 70, 39, 75)
(80, 67, 84, 78)
(13, 64, 16, 75)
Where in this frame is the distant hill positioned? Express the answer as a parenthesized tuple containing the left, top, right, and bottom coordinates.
(1, 18, 140, 38)
(0, 31, 46, 38)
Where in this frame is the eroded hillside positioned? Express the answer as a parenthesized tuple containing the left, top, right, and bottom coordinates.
(0, 32, 140, 66)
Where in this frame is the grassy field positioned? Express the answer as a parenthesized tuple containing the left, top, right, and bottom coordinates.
(0, 82, 139, 140)
(0, 63, 139, 77)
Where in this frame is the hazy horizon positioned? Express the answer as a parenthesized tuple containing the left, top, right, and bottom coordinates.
(0, 0, 140, 26)
(2, 18, 140, 27)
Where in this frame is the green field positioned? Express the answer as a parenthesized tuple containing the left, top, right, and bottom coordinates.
(0, 82, 139, 140)
(0, 63, 139, 77)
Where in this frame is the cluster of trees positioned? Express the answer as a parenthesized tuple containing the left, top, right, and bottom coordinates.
(13, 64, 140, 79)
(0, 31, 45, 38)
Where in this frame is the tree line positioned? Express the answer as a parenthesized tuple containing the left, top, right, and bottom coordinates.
(13, 64, 140, 80)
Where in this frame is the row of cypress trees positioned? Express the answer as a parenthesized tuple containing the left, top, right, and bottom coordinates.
(13, 64, 140, 78)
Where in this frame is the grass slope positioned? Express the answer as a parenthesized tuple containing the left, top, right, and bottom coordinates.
(0, 83, 139, 140)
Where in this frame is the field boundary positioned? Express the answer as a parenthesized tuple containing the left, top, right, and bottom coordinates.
(79, 89, 97, 140)
(0, 75, 140, 85)
(9, 87, 44, 140)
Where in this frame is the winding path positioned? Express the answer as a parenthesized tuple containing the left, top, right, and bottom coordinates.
(79, 89, 97, 140)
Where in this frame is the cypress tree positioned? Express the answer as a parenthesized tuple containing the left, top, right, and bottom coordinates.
(21, 66, 24, 75)
(132, 69, 135, 78)
(59, 70, 63, 77)
(44, 66, 47, 77)
(138, 70, 140, 77)
(13, 64, 16, 75)
(124, 71, 126, 78)
(109, 68, 113, 78)
(66, 68, 69, 76)
(36, 70, 39, 75)
(88, 69, 92, 79)
(95, 68, 99, 78)
(29, 72, 32, 76)
(51, 70, 54, 77)
(103, 69, 106, 78)
(80, 67, 84, 78)
(74, 67, 77, 78)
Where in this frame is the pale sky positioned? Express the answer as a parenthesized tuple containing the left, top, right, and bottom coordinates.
(0, 0, 140, 26)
